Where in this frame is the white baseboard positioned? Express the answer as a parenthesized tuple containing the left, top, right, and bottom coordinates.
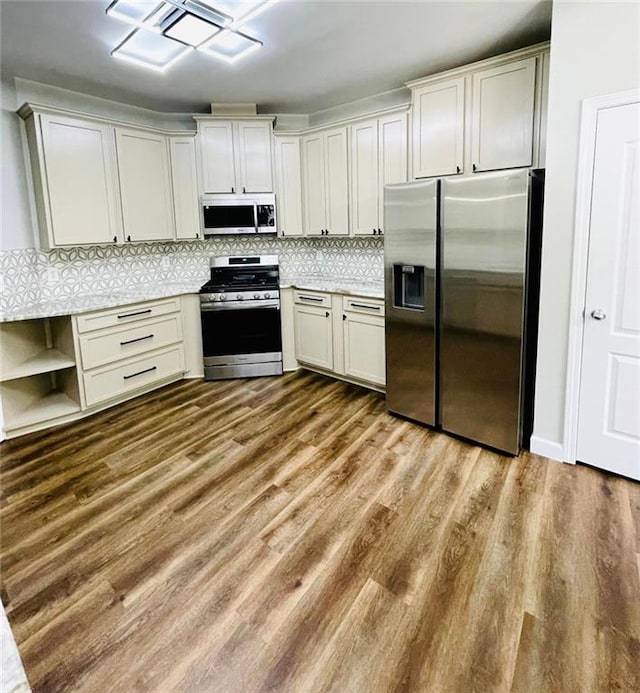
(529, 435, 566, 462)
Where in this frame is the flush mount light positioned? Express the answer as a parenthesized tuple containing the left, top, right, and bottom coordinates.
(106, 0, 275, 71)
(163, 12, 222, 46)
(112, 27, 192, 72)
(199, 28, 262, 63)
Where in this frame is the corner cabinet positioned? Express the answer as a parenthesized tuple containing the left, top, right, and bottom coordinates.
(114, 127, 175, 242)
(22, 110, 122, 248)
(350, 111, 408, 236)
(302, 127, 349, 237)
(274, 136, 304, 237)
(196, 117, 274, 194)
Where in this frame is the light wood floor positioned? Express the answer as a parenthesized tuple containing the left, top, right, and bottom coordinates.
(1, 370, 639, 692)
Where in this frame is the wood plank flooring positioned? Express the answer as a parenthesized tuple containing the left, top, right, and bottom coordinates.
(1, 370, 639, 692)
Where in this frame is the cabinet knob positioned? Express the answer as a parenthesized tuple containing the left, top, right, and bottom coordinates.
(472, 163, 477, 173)
(343, 314, 346, 321)
(456, 165, 461, 174)
(231, 186, 235, 193)
(377, 228, 382, 235)
(196, 233, 199, 239)
(372, 228, 376, 235)
(325, 311, 330, 317)
(242, 186, 246, 193)
(127, 235, 131, 242)
(113, 236, 117, 243)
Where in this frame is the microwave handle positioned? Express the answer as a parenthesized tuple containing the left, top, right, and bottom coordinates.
(253, 203, 259, 233)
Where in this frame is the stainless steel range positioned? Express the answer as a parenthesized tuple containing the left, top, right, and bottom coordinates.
(199, 255, 283, 380)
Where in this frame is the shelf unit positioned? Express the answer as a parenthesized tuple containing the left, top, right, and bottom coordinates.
(0, 317, 81, 433)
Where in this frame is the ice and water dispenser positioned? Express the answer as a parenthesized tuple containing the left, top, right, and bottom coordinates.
(393, 265, 425, 311)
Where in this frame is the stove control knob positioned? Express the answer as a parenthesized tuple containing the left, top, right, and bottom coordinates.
(219, 294, 227, 302)
(237, 294, 243, 300)
(254, 293, 260, 299)
(264, 292, 271, 299)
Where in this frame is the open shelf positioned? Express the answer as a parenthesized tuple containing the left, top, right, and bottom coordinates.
(0, 348, 76, 382)
(1, 368, 81, 433)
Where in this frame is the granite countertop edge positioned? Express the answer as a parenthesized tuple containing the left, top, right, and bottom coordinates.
(0, 277, 384, 322)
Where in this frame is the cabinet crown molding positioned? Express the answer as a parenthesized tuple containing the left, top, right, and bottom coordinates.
(405, 40, 550, 90)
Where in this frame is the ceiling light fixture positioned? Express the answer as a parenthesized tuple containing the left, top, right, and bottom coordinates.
(199, 27, 262, 63)
(111, 27, 192, 72)
(106, 0, 276, 71)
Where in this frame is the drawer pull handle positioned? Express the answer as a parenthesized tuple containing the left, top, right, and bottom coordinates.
(117, 309, 152, 319)
(123, 366, 157, 380)
(350, 302, 381, 311)
(120, 334, 154, 346)
(299, 295, 323, 302)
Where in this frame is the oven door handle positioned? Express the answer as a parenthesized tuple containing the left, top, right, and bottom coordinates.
(201, 300, 280, 311)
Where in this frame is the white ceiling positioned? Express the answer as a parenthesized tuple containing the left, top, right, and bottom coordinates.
(0, 0, 552, 114)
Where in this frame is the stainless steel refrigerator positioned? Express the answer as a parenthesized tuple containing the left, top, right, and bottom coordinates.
(384, 168, 544, 455)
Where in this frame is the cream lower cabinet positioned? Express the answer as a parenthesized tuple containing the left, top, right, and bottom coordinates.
(75, 298, 186, 409)
(342, 298, 385, 386)
(293, 289, 385, 389)
(293, 291, 333, 370)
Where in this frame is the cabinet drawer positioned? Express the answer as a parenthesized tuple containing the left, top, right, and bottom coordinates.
(293, 289, 332, 308)
(343, 296, 385, 317)
(76, 298, 180, 334)
(79, 314, 183, 370)
(83, 345, 185, 407)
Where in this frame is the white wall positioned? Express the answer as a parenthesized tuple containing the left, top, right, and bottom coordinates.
(533, 1, 640, 455)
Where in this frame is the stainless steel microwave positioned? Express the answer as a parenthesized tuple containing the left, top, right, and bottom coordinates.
(201, 194, 277, 235)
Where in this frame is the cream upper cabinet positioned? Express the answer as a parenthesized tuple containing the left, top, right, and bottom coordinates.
(169, 137, 201, 240)
(26, 113, 122, 248)
(302, 127, 349, 237)
(412, 78, 464, 178)
(351, 112, 407, 236)
(198, 118, 273, 194)
(115, 127, 175, 242)
(274, 136, 304, 237)
(294, 303, 333, 370)
(471, 57, 536, 172)
(235, 121, 273, 193)
(199, 121, 235, 193)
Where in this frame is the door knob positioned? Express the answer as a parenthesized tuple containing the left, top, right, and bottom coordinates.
(590, 309, 607, 320)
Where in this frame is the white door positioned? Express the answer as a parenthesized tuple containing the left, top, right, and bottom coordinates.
(199, 121, 235, 193)
(274, 137, 304, 237)
(324, 128, 349, 236)
(40, 114, 121, 246)
(170, 137, 200, 240)
(576, 101, 640, 480)
(235, 121, 273, 193)
(471, 57, 536, 172)
(412, 77, 464, 179)
(350, 119, 379, 236)
(294, 305, 333, 370)
(115, 128, 174, 242)
(302, 134, 326, 236)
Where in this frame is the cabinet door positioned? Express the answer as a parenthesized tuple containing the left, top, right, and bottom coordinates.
(324, 127, 349, 236)
(294, 305, 333, 370)
(115, 128, 174, 242)
(199, 121, 235, 193)
(378, 112, 408, 233)
(274, 137, 304, 236)
(412, 77, 464, 179)
(343, 312, 385, 385)
(471, 57, 536, 172)
(350, 119, 379, 237)
(302, 134, 326, 236)
(40, 114, 121, 246)
(170, 137, 200, 240)
(235, 121, 273, 193)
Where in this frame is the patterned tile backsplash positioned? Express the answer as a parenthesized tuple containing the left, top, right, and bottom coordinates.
(0, 236, 383, 312)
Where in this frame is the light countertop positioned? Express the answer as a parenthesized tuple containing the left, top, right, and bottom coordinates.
(0, 277, 384, 322)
